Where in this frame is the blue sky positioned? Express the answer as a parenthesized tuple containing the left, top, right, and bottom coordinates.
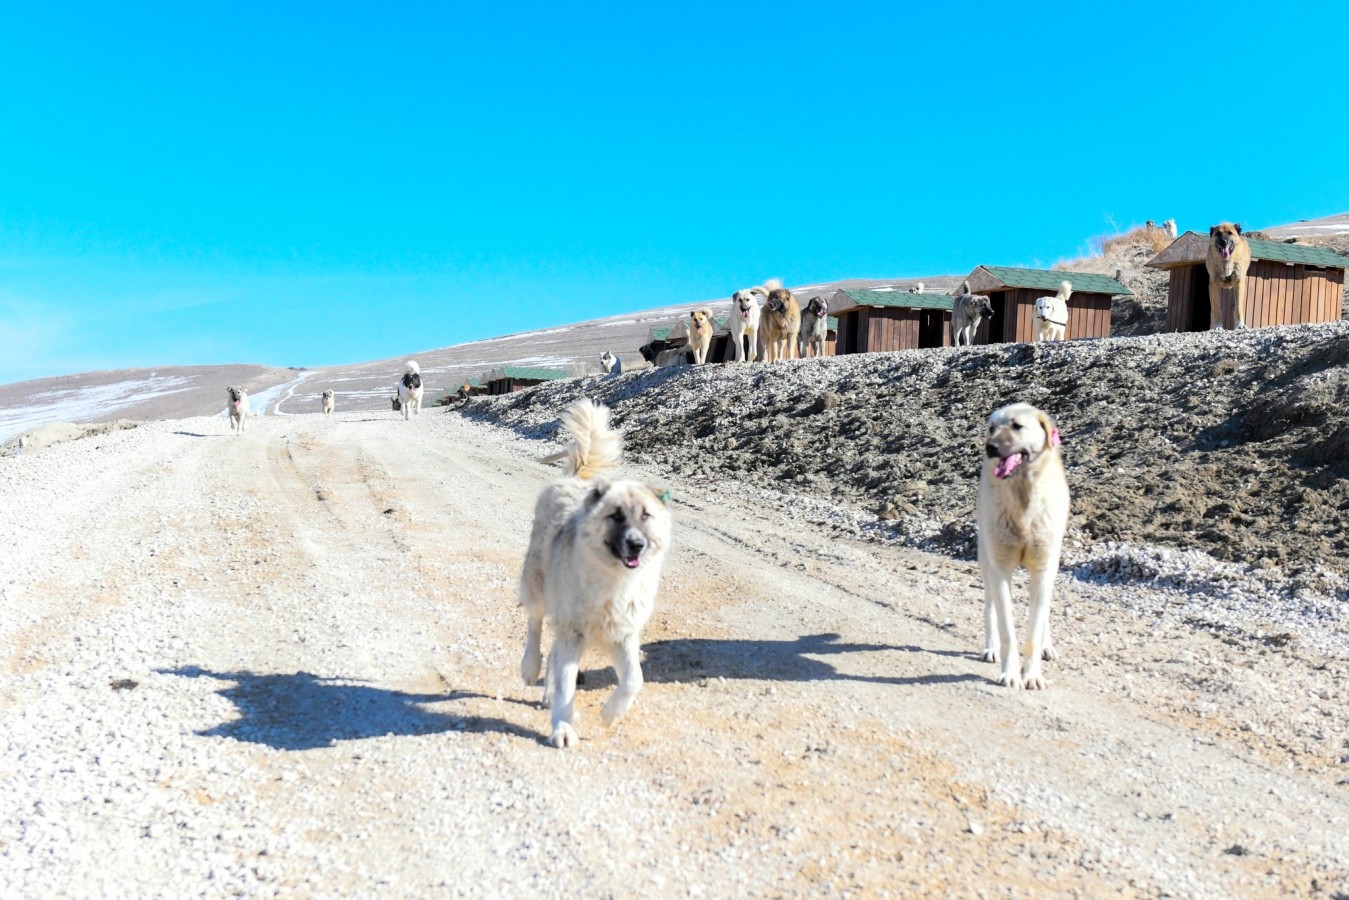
(2, 1, 1346, 384)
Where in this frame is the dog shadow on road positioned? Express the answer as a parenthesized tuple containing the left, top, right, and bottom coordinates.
(163, 666, 536, 750)
(637, 633, 982, 688)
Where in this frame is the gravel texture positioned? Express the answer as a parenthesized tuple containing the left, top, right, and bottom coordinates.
(3, 386, 1348, 896)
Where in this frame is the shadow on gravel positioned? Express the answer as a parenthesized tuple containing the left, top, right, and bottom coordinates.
(173, 431, 212, 438)
(164, 667, 539, 750)
(641, 633, 982, 687)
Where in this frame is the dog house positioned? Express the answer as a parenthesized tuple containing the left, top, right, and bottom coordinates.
(961, 267, 1128, 344)
(1146, 232, 1347, 332)
(482, 366, 566, 395)
(827, 290, 952, 354)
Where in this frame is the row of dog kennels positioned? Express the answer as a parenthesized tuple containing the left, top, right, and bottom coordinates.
(639, 234, 1347, 361)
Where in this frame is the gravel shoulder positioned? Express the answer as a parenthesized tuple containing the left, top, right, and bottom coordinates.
(2, 405, 1348, 897)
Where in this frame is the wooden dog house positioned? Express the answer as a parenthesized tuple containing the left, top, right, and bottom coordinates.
(482, 366, 566, 395)
(961, 267, 1128, 344)
(1146, 232, 1347, 332)
(827, 290, 952, 354)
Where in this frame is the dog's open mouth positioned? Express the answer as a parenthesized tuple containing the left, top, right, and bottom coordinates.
(994, 452, 1026, 479)
(1221, 245, 1231, 259)
(622, 554, 642, 569)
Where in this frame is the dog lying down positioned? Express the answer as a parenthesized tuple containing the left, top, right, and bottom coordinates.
(519, 399, 673, 749)
(977, 402, 1070, 690)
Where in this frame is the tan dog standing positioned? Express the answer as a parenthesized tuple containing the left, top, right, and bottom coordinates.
(688, 308, 714, 365)
(977, 403, 1070, 690)
(760, 279, 800, 362)
(1205, 222, 1251, 330)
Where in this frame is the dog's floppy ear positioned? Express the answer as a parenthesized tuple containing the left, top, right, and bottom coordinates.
(1235, 223, 1243, 234)
(585, 481, 611, 508)
(1035, 409, 1062, 450)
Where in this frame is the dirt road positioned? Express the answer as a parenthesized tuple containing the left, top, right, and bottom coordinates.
(2, 411, 1346, 897)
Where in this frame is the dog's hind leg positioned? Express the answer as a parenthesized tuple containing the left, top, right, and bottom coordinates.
(600, 633, 643, 728)
(547, 632, 583, 748)
(1233, 273, 1248, 330)
(520, 608, 544, 687)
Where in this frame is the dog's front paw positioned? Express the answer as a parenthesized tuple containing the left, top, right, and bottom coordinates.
(997, 669, 1024, 690)
(600, 692, 636, 728)
(1040, 643, 1059, 662)
(980, 648, 999, 664)
(1235, 322, 1248, 331)
(521, 655, 542, 687)
(550, 722, 579, 750)
(1210, 323, 1225, 332)
(1022, 669, 1048, 690)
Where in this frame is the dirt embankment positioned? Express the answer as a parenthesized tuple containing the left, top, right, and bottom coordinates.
(463, 322, 1349, 592)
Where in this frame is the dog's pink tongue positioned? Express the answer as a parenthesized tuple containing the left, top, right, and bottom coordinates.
(1221, 246, 1231, 259)
(623, 556, 641, 569)
(995, 453, 1024, 479)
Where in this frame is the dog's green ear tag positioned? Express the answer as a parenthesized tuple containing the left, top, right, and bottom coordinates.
(658, 488, 673, 504)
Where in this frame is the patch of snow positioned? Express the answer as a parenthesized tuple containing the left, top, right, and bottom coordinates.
(0, 376, 194, 443)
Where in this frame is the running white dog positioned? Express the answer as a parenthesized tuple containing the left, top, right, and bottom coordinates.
(321, 390, 335, 415)
(1034, 281, 1071, 342)
(226, 386, 249, 434)
(397, 361, 423, 420)
(518, 400, 673, 749)
(977, 403, 1070, 690)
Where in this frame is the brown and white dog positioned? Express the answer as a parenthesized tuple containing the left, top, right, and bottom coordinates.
(760, 279, 801, 362)
(226, 386, 250, 433)
(728, 285, 767, 362)
(977, 403, 1070, 690)
(1033, 281, 1071, 342)
(321, 390, 335, 415)
(688, 308, 715, 365)
(519, 400, 673, 748)
(1206, 222, 1251, 331)
(798, 296, 830, 358)
(951, 281, 995, 346)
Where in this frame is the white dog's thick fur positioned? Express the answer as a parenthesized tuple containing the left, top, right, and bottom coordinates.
(1034, 281, 1071, 342)
(397, 361, 423, 420)
(321, 390, 335, 415)
(728, 284, 767, 363)
(977, 403, 1070, 690)
(519, 400, 673, 749)
(226, 386, 249, 433)
(599, 351, 622, 375)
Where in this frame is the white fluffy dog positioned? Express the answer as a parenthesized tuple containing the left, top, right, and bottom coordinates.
(1034, 281, 1071, 342)
(321, 390, 335, 415)
(519, 400, 673, 749)
(397, 361, 423, 420)
(226, 386, 250, 433)
(599, 350, 622, 375)
(728, 285, 766, 363)
(977, 403, 1070, 690)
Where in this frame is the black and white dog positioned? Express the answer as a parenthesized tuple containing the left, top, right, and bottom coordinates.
(397, 361, 423, 420)
(798, 297, 830, 358)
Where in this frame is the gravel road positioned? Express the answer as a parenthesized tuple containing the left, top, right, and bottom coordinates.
(2, 408, 1348, 897)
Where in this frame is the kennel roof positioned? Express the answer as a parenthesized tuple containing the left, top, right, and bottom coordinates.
(828, 289, 954, 313)
(483, 366, 567, 383)
(964, 266, 1132, 296)
(1145, 232, 1349, 270)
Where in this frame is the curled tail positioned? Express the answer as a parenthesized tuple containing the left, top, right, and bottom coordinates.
(1058, 280, 1072, 300)
(553, 399, 621, 480)
(405, 359, 421, 375)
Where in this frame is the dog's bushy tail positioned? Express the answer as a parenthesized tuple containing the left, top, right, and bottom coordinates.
(556, 399, 621, 480)
(406, 359, 421, 375)
(760, 277, 782, 293)
(1058, 280, 1072, 300)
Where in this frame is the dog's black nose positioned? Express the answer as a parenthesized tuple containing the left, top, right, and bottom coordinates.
(623, 531, 648, 556)
(985, 443, 1000, 458)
